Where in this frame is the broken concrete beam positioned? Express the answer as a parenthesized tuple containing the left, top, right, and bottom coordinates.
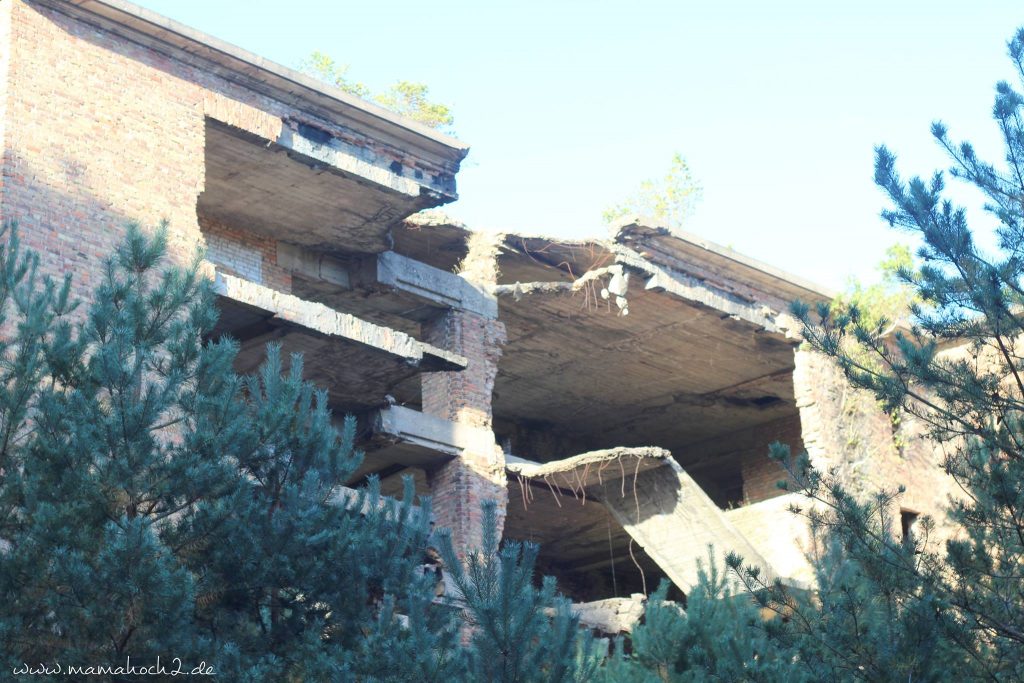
(211, 269, 467, 372)
(373, 405, 498, 457)
(347, 406, 501, 485)
(375, 251, 497, 318)
(277, 243, 352, 288)
(278, 244, 497, 319)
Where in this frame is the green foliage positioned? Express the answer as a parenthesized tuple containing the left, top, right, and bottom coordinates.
(436, 502, 601, 683)
(297, 51, 371, 99)
(835, 242, 919, 331)
(299, 51, 454, 131)
(600, 552, 804, 683)
(374, 81, 455, 131)
(603, 153, 703, 229)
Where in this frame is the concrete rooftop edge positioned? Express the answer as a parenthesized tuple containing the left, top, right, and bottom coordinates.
(613, 217, 837, 303)
(34, 0, 469, 165)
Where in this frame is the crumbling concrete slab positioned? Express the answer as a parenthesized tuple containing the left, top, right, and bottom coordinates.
(201, 120, 454, 255)
(506, 447, 671, 491)
(724, 492, 815, 587)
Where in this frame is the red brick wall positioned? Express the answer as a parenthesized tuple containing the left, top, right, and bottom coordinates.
(422, 311, 505, 427)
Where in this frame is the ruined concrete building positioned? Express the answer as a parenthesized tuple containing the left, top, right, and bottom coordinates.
(0, 0, 955, 628)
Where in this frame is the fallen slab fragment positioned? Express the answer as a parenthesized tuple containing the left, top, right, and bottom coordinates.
(278, 245, 497, 319)
(573, 595, 647, 634)
(507, 447, 776, 593)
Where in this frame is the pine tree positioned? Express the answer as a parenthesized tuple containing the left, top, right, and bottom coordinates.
(0, 223, 463, 681)
(435, 502, 602, 683)
(604, 24, 1024, 683)
(599, 551, 805, 683)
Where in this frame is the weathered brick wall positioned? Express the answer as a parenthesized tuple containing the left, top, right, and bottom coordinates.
(738, 415, 803, 504)
(199, 213, 291, 293)
(0, 1, 428, 308)
(422, 309, 508, 554)
(794, 348, 959, 540)
(4, 1, 204, 297)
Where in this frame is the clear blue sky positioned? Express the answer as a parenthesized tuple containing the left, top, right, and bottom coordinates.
(135, 0, 1023, 290)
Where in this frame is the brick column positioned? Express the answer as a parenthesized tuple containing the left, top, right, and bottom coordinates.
(422, 233, 507, 555)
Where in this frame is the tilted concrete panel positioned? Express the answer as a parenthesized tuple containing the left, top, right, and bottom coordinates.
(507, 448, 776, 593)
(600, 457, 775, 591)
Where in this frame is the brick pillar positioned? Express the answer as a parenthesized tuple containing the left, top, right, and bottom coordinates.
(422, 232, 507, 556)
(422, 310, 507, 555)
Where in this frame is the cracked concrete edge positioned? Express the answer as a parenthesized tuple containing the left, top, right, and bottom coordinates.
(615, 245, 784, 333)
(373, 405, 498, 456)
(505, 446, 671, 482)
(211, 268, 467, 370)
(278, 126, 428, 198)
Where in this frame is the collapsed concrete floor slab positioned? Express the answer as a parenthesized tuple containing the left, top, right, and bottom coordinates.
(505, 447, 775, 599)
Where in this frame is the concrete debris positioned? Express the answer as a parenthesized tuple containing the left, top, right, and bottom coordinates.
(573, 595, 647, 634)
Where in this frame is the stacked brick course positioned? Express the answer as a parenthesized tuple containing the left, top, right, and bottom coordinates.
(199, 213, 291, 293)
